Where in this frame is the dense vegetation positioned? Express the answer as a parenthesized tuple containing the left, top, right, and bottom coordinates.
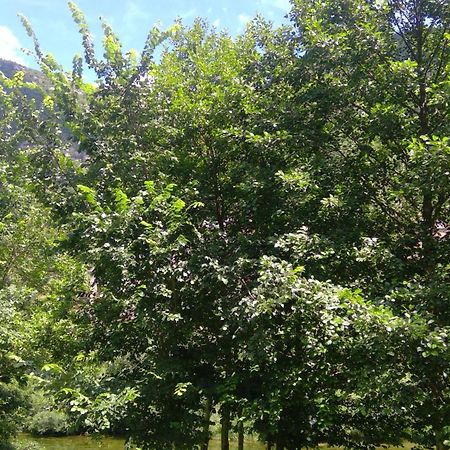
(0, 0, 449, 449)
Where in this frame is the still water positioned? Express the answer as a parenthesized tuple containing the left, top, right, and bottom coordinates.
(18, 434, 265, 449)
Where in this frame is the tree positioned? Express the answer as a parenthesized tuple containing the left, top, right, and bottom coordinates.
(286, 0, 450, 447)
(17, 10, 306, 448)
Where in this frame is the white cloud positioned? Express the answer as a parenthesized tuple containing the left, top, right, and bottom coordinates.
(19, 0, 55, 7)
(212, 18, 221, 28)
(262, 0, 291, 11)
(124, 0, 151, 30)
(180, 8, 197, 20)
(275, 0, 291, 10)
(0, 26, 25, 64)
(238, 14, 251, 24)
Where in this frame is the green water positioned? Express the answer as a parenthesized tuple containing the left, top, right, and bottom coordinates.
(18, 434, 265, 449)
(16, 434, 413, 450)
(17, 434, 124, 450)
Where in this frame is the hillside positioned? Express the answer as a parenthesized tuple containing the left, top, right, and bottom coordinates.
(0, 58, 83, 160)
(0, 58, 48, 104)
(0, 58, 45, 83)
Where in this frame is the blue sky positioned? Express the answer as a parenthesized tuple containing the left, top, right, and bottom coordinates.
(0, 0, 291, 70)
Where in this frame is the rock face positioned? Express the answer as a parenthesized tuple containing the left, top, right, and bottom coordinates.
(0, 58, 48, 104)
(0, 58, 84, 160)
(0, 58, 44, 83)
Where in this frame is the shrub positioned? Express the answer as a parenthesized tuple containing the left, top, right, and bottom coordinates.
(0, 441, 42, 450)
(0, 382, 27, 444)
(27, 410, 69, 436)
(11, 442, 43, 450)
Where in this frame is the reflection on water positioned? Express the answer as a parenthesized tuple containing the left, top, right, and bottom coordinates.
(18, 434, 265, 449)
(209, 438, 265, 449)
(19, 434, 124, 450)
(18, 434, 124, 450)
(16, 434, 413, 450)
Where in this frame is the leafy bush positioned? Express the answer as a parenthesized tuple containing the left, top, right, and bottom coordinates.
(10, 442, 43, 450)
(0, 382, 27, 444)
(0, 442, 42, 450)
(27, 410, 69, 436)
(0, 442, 14, 450)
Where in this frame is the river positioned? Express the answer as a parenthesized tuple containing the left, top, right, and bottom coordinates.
(18, 434, 265, 449)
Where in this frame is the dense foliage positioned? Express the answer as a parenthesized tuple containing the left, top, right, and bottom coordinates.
(0, 0, 449, 449)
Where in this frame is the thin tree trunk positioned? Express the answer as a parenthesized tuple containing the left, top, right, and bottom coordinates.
(435, 427, 447, 450)
(413, 0, 435, 274)
(238, 419, 244, 450)
(201, 396, 212, 450)
(221, 405, 230, 450)
(275, 435, 283, 450)
(266, 441, 273, 450)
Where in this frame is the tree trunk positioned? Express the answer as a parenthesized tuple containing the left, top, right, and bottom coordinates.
(221, 405, 230, 450)
(238, 419, 244, 450)
(201, 396, 212, 450)
(433, 412, 448, 450)
(275, 435, 283, 450)
(414, 0, 435, 274)
(435, 428, 447, 450)
(266, 442, 273, 450)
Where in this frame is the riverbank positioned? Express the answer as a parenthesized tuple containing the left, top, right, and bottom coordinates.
(17, 433, 266, 449)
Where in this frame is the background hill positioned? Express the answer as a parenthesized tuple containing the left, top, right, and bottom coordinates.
(0, 58, 44, 83)
(0, 58, 84, 160)
(0, 58, 48, 104)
